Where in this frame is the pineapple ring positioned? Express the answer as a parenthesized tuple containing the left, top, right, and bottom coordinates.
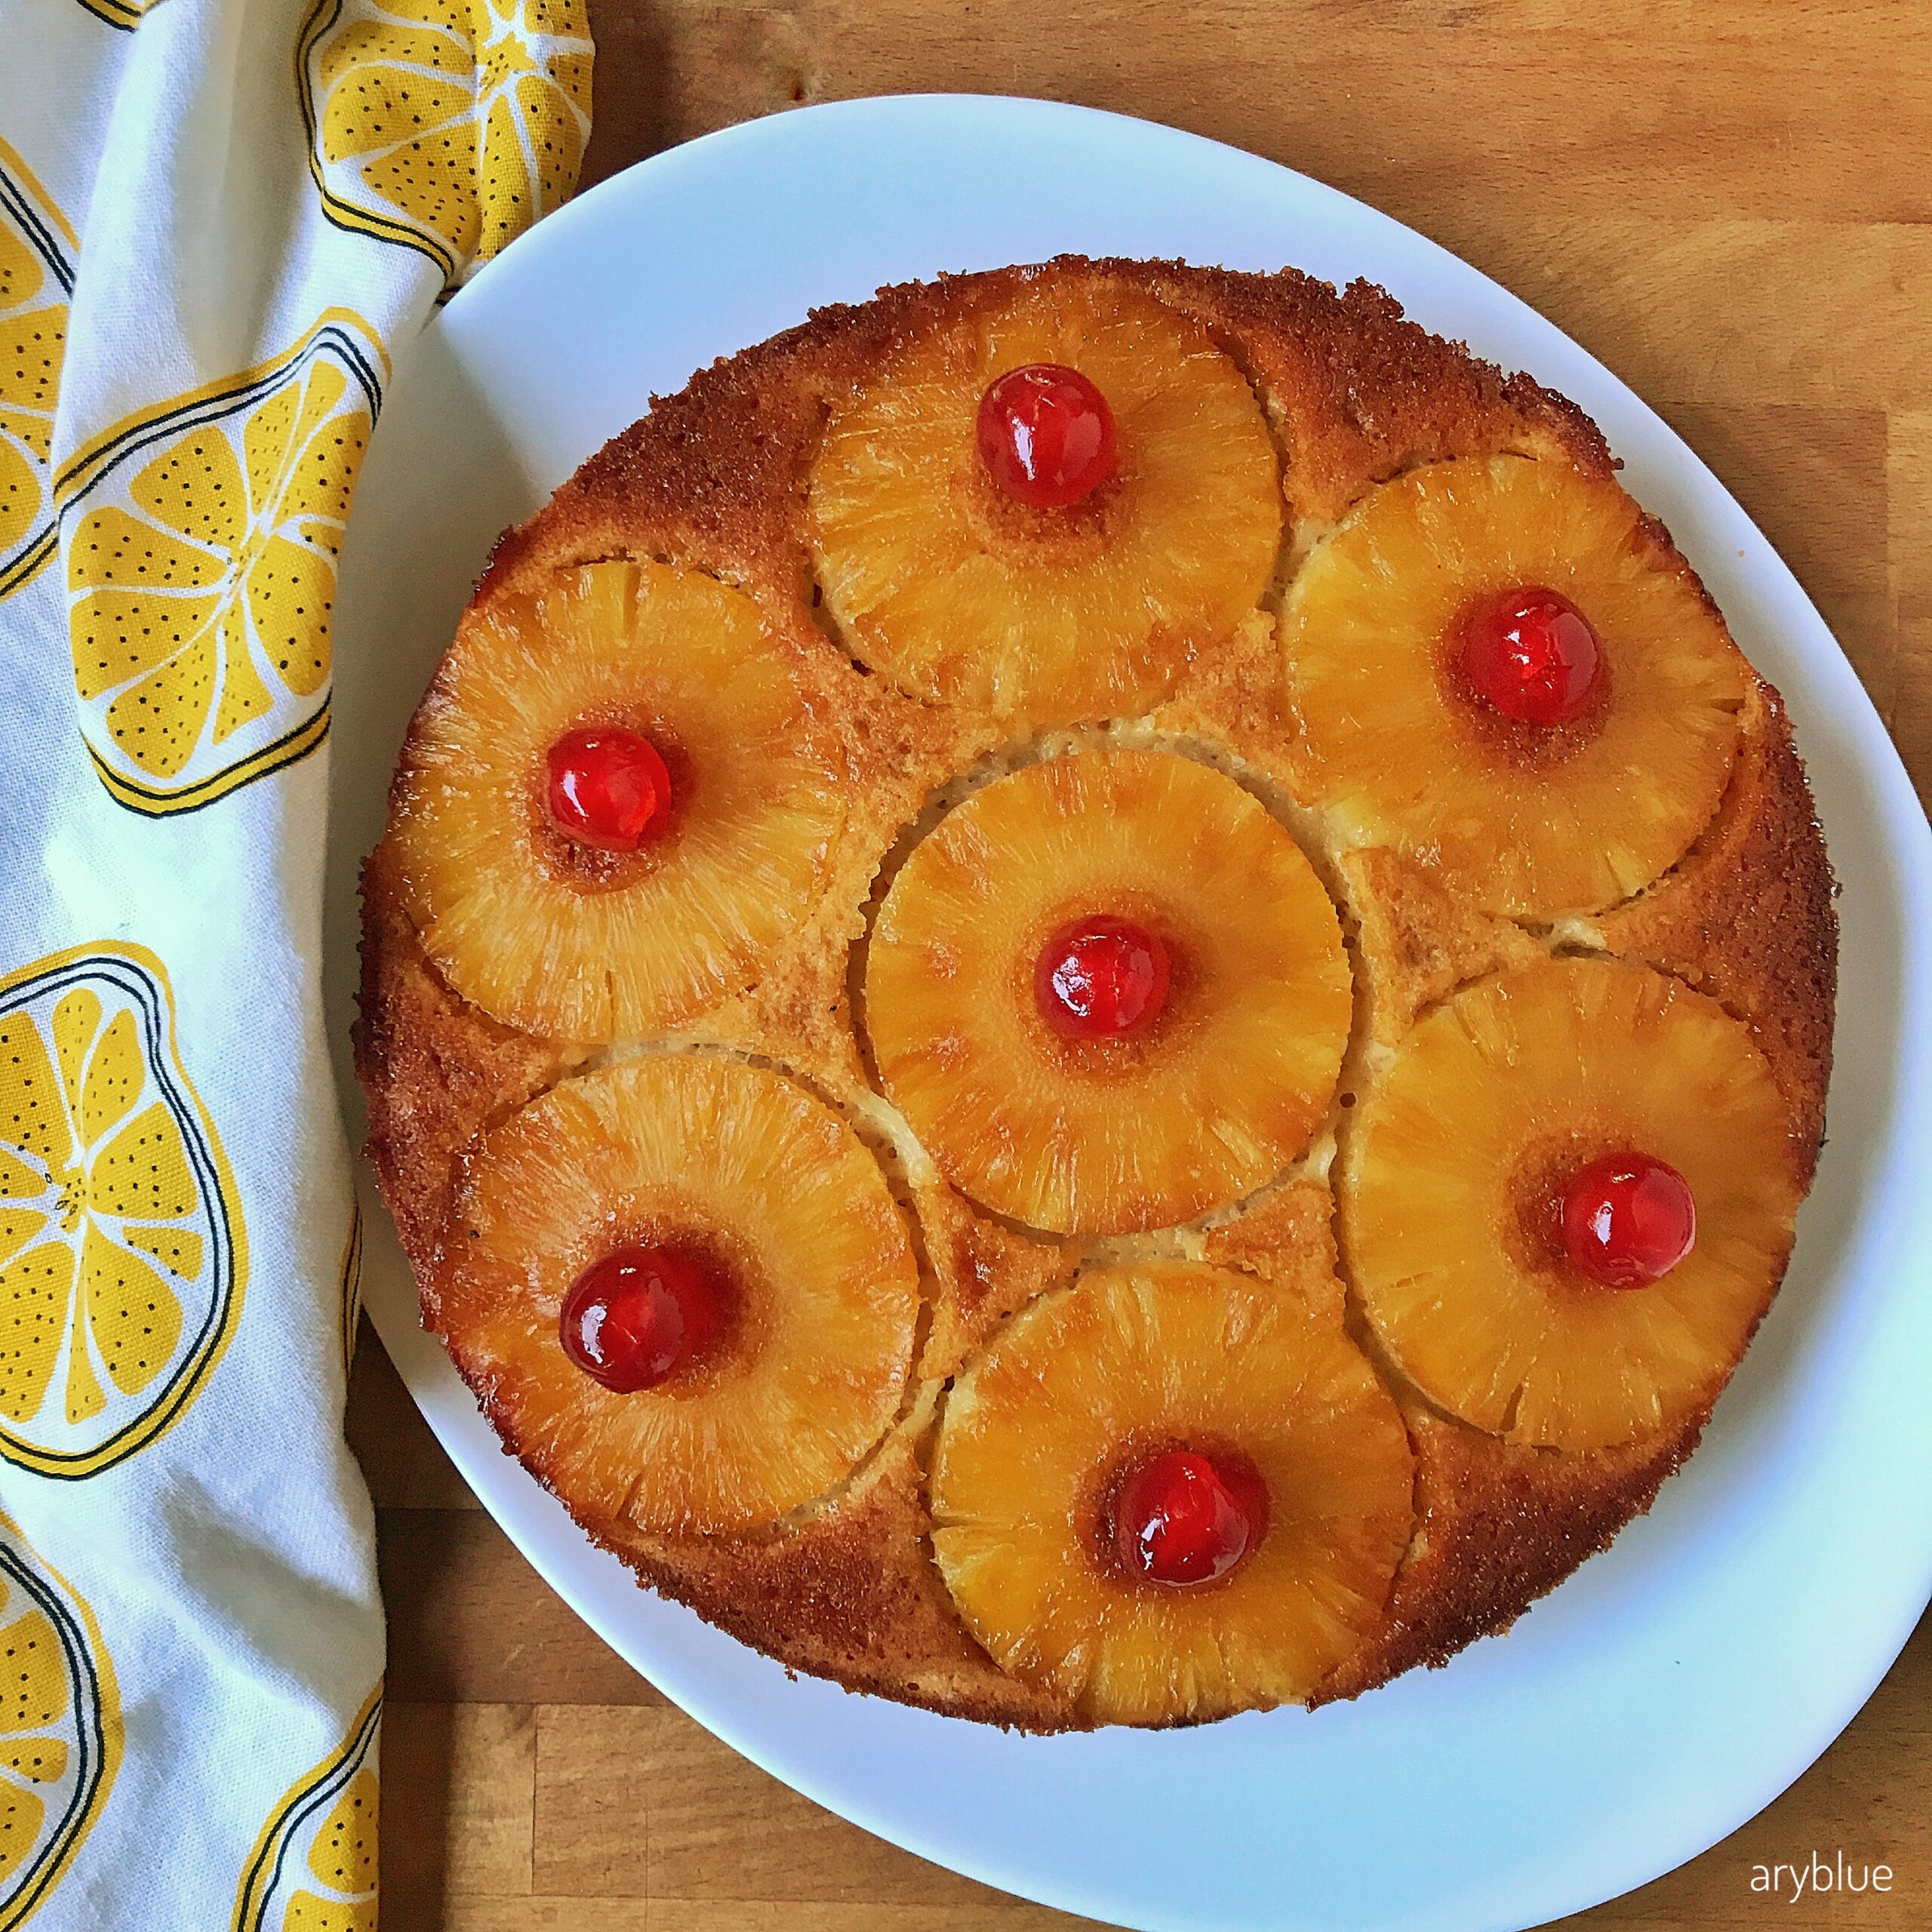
(807, 279, 1281, 724)
(1341, 955, 1801, 1451)
(388, 560, 845, 1043)
(931, 1263, 1414, 1726)
(863, 750, 1352, 1236)
(1282, 456, 1747, 915)
(433, 1054, 921, 1536)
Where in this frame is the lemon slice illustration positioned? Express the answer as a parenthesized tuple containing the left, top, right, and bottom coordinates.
(300, 0, 592, 288)
(0, 1513, 120, 1930)
(62, 312, 384, 814)
(0, 946, 246, 1477)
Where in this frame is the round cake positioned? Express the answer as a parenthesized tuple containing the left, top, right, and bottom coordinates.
(355, 258, 1836, 1730)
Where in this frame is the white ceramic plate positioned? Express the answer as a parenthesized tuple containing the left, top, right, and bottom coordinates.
(322, 95, 1932, 1932)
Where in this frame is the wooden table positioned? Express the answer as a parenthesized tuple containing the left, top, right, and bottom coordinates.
(354, 4, 1932, 1924)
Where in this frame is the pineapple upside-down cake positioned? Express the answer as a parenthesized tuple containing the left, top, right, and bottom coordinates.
(356, 260, 1835, 1730)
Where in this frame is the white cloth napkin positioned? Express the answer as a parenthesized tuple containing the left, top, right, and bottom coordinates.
(0, 1, 591, 1922)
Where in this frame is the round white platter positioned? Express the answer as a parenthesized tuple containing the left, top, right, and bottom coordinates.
(321, 94, 1932, 1932)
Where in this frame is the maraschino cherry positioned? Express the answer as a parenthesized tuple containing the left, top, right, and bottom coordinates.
(547, 727, 671, 851)
(1460, 586, 1602, 725)
(1114, 1448, 1266, 1588)
(1034, 916, 1171, 1041)
(1561, 1153, 1697, 1288)
(559, 1246, 715, 1391)
(977, 364, 1118, 509)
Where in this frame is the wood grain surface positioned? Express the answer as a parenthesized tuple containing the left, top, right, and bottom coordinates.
(352, 4, 1932, 1925)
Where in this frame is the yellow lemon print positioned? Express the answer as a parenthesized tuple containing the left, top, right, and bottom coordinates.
(0, 1512, 122, 1931)
(0, 137, 75, 600)
(232, 1686, 380, 1932)
(0, 944, 247, 1477)
(60, 310, 386, 815)
(300, 0, 592, 290)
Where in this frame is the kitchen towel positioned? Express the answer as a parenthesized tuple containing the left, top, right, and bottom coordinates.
(0, 0, 591, 1922)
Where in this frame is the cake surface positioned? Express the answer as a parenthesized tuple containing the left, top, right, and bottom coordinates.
(355, 257, 1835, 1730)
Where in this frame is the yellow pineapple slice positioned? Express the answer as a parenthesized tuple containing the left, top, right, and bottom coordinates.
(434, 1054, 921, 1534)
(863, 750, 1351, 1235)
(387, 560, 844, 1043)
(1282, 456, 1746, 915)
(931, 1262, 1412, 1725)
(808, 278, 1281, 724)
(1340, 955, 1800, 1451)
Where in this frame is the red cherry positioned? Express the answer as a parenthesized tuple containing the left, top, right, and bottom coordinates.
(977, 364, 1118, 509)
(558, 1246, 715, 1391)
(546, 728, 671, 851)
(1114, 1449, 1266, 1588)
(1562, 1153, 1697, 1288)
(1460, 586, 1602, 725)
(1034, 917, 1171, 1041)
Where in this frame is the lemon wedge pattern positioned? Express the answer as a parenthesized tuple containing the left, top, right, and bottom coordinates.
(0, 945, 246, 1477)
(230, 1685, 380, 1932)
(60, 310, 385, 814)
(0, 138, 74, 601)
(300, 0, 592, 291)
(0, 1513, 121, 1931)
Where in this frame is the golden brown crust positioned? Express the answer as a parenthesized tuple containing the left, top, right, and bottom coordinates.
(1340, 846, 1546, 1049)
(602, 1396, 1078, 1730)
(357, 256, 1836, 1727)
(1314, 1398, 1701, 1703)
(353, 847, 565, 1283)
(1592, 675, 1838, 1174)
(1201, 1177, 1349, 1314)
(1134, 264, 1614, 526)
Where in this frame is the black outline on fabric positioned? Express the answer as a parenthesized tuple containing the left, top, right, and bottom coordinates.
(0, 1537, 108, 1928)
(230, 1689, 380, 1932)
(72, 0, 152, 29)
(0, 525, 57, 601)
(84, 703, 331, 817)
(0, 172, 74, 298)
(0, 155, 77, 599)
(338, 1201, 363, 1376)
(54, 321, 383, 505)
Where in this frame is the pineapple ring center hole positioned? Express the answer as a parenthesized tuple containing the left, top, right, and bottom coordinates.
(1508, 1128, 1658, 1289)
(958, 442, 1126, 558)
(561, 1215, 754, 1392)
(1023, 900, 1193, 1060)
(976, 362, 1121, 511)
(1435, 588, 1614, 768)
(1087, 1431, 1271, 1590)
(534, 712, 695, 888)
